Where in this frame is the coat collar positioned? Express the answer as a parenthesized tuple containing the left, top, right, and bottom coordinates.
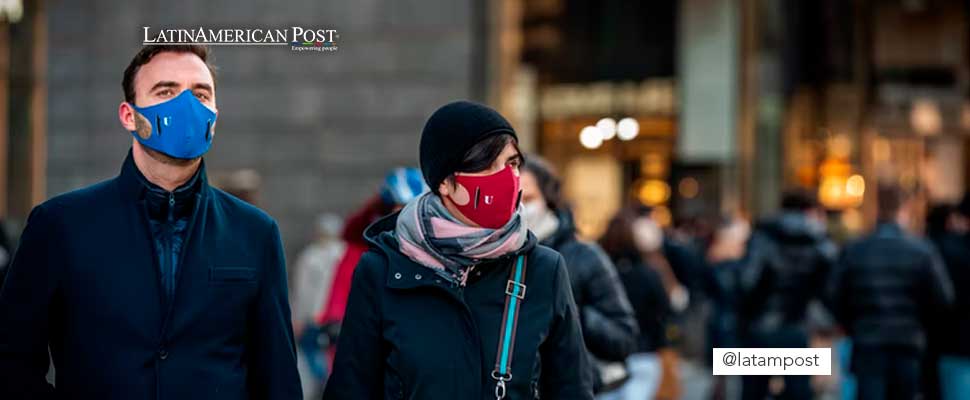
(361, 212, 536, 291)
(118, 148, 209, 201)
(874, 221, 906, 237)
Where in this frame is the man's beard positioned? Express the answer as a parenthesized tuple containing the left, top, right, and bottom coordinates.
(143, 145, 200, 166)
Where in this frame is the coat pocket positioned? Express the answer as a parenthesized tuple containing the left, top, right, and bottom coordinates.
(209, 267, 258, 284)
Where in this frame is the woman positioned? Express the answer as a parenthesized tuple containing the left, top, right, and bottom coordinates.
(599, 207, 678, 400)
(520, 156, 638, 394)
(323, 101, 593, 399)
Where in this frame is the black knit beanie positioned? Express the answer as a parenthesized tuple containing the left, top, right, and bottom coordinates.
(419, 100, 517, 192)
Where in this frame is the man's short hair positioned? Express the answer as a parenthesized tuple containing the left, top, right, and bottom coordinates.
(877, 185, 910, 220)
(780, 188, 820, 212)
(122, 45, 217, 104)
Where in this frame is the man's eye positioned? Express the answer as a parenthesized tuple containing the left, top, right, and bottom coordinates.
(194, 92, 209, 101)
(158, 89, 174, 97)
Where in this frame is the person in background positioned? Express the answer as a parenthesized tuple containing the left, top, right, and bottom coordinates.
(323, 100, 593, 399)
(315, 167, 427, 340)
(520, 155, 638, 395)
(292, 213, 345, 399)
(739, 189, 836, 400)
(600, 206, 680, 400)
(827, 185, 954, 400)
(706, 215, 751, 400)
(216, 168, 262, 205)
(662, 214, 717, 400)
(926, 198, 970, 400)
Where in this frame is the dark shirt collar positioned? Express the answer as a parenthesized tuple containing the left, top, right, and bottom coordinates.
(874, 221, 905, 237)
(118, 149, 207, 220)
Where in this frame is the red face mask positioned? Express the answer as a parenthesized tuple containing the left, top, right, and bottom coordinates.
(450, 165, 521, 229)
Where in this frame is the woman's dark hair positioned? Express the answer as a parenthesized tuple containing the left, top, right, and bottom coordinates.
(599, 205, 652, 258)
(457, 134, 518, 172)
(444, 134, 521, 188)
(522, 155, 563, 212)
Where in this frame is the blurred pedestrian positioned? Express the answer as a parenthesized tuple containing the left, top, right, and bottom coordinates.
(662, 215, 717, 400)
(216, 168, 262, 205)
(707, 215, 751, 400)
(927, 197, 970, 400)
(827, 185, 954, 400)
(291, 213, 345, 399)
(323, 101, 593, 399)
(0, 45, 302, 399)
(740, 189, 836, 400)
(0, 220, 10, 290)
(315, 167, 427, 339)
(600, 206, 681, 400)
(520, 155, 638, 395)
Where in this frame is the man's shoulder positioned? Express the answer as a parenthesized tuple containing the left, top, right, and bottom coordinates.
(39, 178, 119, 217)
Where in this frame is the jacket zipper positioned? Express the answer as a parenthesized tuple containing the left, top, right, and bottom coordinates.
(167, 193, 175, 222)
(453, 262, 485, 399)
(164, 193, 175, 297)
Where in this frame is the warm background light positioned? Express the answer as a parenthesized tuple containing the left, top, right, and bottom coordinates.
(637, 179, 671, 206)
(596, 118, 617, 140)
(617, 117, 640, 140)
(579, 125, 603, 149)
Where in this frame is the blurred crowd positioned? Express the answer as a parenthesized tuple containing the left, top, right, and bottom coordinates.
(290, 159, 969, 400)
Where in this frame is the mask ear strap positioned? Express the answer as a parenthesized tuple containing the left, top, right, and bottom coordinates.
(515, 191, 522, 209)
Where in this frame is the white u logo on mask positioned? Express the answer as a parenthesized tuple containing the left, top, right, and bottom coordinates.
(484, 195, 494, 205)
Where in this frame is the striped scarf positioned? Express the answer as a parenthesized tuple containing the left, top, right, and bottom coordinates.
(395, 192, 527, 285)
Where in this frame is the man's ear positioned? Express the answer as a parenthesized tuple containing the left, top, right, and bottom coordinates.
(119, 101, 137, 131)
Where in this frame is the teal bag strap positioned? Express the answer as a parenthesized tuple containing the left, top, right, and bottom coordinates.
(492, 255, 527, 400)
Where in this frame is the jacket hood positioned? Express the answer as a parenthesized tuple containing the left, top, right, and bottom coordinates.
(756, 212, 828, 244)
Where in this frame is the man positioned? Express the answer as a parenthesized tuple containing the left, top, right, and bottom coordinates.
(827, 186, 954, 400)
(0, 45, 302, 399)
(739, 189, 836, 400)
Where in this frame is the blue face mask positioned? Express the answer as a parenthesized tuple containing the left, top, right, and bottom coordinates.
(129, 89, 217, 159)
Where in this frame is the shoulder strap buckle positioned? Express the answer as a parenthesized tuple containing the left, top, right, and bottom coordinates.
(505, 280, 526, 299)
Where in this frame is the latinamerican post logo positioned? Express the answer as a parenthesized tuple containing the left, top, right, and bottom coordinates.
(142, 26, 339, 53)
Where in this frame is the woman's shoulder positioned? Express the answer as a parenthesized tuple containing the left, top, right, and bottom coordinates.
(525, 245, 579, 313)
(528, 244, 565, 267)
(352, 248, 392, 284)
(526, 244, 570, 285)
